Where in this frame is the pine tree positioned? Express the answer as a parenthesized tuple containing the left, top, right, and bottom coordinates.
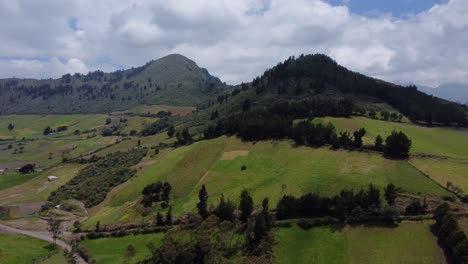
(166, 206, 173, 225)
(197, 185, 209, 219)
(239, 189, 254, 222)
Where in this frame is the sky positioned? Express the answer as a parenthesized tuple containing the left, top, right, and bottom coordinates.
(0, 0, 466, 88)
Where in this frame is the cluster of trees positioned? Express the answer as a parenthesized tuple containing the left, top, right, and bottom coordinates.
(276, 184, 400, 225)
(140, 117, 170, 136)
(43, 125, 68, 135)
(47, 148, 147, 207)
(175, 128, 193, 146)
(204, 97, 352, 141)
(250, 54, 466, 126)
(433, 203, 468, 263)
(7, 123, 14, 131)
(141, 181, 172, 208)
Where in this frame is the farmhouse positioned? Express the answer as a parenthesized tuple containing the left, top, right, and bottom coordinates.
(47, 175, 59, 182)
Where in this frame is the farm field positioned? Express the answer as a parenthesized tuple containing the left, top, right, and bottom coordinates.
(0, 172, 41, 191)
(0, 164, 85, 205)
(315, 116, 468, 159)
(410, 157, 468, 193)
(0, 234, 58, 264)
(274, 222, 446, 264)
(0, 114, 108, 139)
(81, 233, 164, 264)
(83, 136, 450, 228)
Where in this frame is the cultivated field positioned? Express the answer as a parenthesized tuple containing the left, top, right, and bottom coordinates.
(131, 104, 195, 116)
(274, 222, 446, 264)
(83, 136, 450, 228)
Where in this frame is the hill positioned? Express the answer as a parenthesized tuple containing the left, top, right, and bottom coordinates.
(0, 54, 226, 114)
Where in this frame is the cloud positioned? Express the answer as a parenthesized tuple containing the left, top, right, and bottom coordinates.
(0, 0, 467, 87)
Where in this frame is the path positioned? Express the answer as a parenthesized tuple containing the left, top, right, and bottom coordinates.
(0, 223, 87, 264)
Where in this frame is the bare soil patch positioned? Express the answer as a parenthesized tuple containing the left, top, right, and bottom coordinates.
(220, 150, 249, 160)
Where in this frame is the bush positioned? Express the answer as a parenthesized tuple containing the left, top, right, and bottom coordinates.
(297, 217, 339, 230)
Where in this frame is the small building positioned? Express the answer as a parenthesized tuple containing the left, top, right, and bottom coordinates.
(55, 204, 61, 209)
(47, 175, 59, 182)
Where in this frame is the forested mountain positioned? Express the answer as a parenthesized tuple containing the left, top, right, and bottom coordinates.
(0, 54, 226, 114)
(190, 54, 467, 138)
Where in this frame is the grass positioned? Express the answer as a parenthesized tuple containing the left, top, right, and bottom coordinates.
(0, 172, 41, 191)
(409, 157, 468, 193)
(315, 116, 468, 159)
(0, 234, 58, 264)
(83, 136, 449, 228)
(81, 233, 164, 264)
(0, 114, 108, 139)
(0, 164, 85, 205)
(274, 222, 446, 264)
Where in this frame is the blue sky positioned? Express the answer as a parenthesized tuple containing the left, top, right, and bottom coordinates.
(328, 0, 448, 16)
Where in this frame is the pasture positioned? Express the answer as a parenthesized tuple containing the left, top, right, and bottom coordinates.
(274, 222, 446, 264)
(83, 136, 449, 227)
(315, 116, 468, 159)
(81, 233, 164, 264)
(0, 234, 58, 264)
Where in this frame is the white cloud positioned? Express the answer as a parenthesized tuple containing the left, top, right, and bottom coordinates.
(0, 0, 467, 87)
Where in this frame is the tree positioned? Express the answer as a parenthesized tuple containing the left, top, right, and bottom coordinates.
(124, 244, 136, 264)
(242, 98, 251, 112)
(95, 221, 100, 232)
(166, 206, 173, 225)
(213, 194, 235, 221)
(19, 163, 35, 174)
(384, 130, 412, 158)
(366, 183, 381, 208)
(47, 217, 62, 245)
(156, 212, 164, 226)
(239, 189, 254, 222)
(73, 220, 81, 232)
(384, 184, 397, 205)
(374, 135, 384, 151)
(197, 185, 209, 219)
(167, 125, 175, 138)
(105, 118, 112, 125)
(353, 128, 366, 148)
(7, 123, 14, 131)
(43, 126, 52, 135)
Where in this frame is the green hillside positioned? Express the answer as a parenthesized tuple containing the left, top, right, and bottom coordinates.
(0, 54, 226, 114)
(274, 223, 446, 264)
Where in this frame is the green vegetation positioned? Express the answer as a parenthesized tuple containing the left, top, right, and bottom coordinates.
(0, 234, 58, 264)
(48, 148, 147, 207)
(0, 54, 225, 114)
(81, 233, 164, 264)
(315, 116, 468, 159)
(410, 157, 468, 193)
(83, 136, 449, 228)
(274, 223, 446, 264)
(0, 172, 40, 191)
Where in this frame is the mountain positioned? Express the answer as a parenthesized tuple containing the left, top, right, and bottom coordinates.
(0, 54, 226, 114)
(418, 83, 468, 105)
(189, 54, 467, 137)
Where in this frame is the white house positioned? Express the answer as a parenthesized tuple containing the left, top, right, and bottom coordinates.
(47, 175, 59, 182)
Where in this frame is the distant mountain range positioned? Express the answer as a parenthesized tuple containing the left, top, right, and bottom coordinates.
(418, 83, 468, 105)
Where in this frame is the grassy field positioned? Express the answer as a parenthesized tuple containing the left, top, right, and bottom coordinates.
(131, 104, 195, 116)
(0, 234, 57, 264)
(0, 114, 108, 139)
(83, 136, 449, 228)
(410, 157, 468, 193)
(0, 164, 85, 205)
(0, 172, 41, 191)
(81, 233, 164, 264)
(274, 222, 446, 264)
(315, 116, 468, 159)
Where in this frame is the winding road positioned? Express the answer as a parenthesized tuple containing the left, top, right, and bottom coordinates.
(0, 223, 87, 264)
